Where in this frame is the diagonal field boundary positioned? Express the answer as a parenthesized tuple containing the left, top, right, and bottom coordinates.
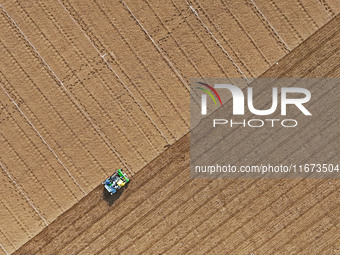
(13, 12, 340, 255)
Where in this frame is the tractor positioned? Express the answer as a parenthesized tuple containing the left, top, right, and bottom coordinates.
(103, 169, 130, 195)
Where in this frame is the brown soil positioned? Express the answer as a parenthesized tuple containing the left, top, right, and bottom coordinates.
(14, 13, 340, 255)
(0, 0, 338, 254)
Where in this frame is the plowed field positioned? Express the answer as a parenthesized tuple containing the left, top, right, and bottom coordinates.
(0, 0, 339, 254)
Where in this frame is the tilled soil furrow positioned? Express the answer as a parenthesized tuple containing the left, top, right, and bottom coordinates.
(199, 0, 273, 72)
(324, 0, 340, 14)
(185, 87, 339, 254)
(61, 0, 190, 136)
(0, 230, 15, 255)
(99, 81, 338, 254)
(38, 0, 168, 163)
(309, 222, 340, 254)
(0, 127, 63, 219)
(179, 180, 323, 255)
(0, 37, 93, 191)
(272, 0, 322, 38)
(0, 13, 117, 188)
(0, 70, 96, 198)
(40, 0, 166, 159)
(149, 0, 231, 78)
(221, 0, 290, 63)
(161, 134, 337, 255)
(0, 104, 78, 209)
(16, 135, 189, 255)
(110, 180, 246, 253)
(3, 0, 158, 170)
(191, 15, 340, 156)
(57, 158, 190, 255)
(140, 180, 283, 255)
(0, 178, 40, 252)
(274, 205, 340, 254)
(4, 3, 340, 255)
(237, 182, 340, 255)
(0, 89, 81, 202)
(91, 96, 340, 253)
(56, 0, 178, 144)
(14, 134, 189, 255)
(118, 0, 206, 105)
(192, 32, 340, 165)
(190, 0, 257, 77)
(102, 112, 331, 253)
(171, 0, 241, 77)
(96, 179, 253, 255)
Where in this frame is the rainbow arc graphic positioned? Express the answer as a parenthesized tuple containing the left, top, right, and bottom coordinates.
(196, 82, 223, 106)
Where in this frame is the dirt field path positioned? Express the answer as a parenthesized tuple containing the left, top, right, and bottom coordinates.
(15, 13, 340, 254)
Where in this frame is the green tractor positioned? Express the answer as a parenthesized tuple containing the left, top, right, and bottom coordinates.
(103, 169, 130, 195)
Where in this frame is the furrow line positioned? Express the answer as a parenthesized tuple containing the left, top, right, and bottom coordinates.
(0, 3, 134, 176)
